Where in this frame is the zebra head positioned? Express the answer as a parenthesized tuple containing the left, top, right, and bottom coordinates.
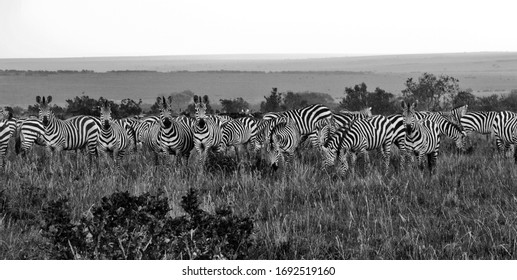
(267, 133, 283, 170)
(36, 95, 53, 127)
(157, 96, 174, 129)
(99, 100, 113, 130)
(193, 95, 209, 120)
(401, 101, 418, 134)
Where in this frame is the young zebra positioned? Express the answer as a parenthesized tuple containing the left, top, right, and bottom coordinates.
(492, 111, 517, 160)
(192, 95, 223, 168)
(219, 116, 258, 162)
(0, 107, 16, 168)
(36, 96, 100, 168)
(14, 117, 47, 156)
(320, 115, 395, 175)
(96, 101, 134, 167)
(266, 116, 302, 171)
(263, 104, 333, 148)
(402, 102, 441, 173)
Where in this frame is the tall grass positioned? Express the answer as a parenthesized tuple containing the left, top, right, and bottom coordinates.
(1, 136, 517, 259)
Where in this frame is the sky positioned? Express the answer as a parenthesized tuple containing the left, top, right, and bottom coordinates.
(0, 0, 516, 59)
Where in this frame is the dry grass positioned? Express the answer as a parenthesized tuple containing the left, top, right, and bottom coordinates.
(1, 137, 517, 259)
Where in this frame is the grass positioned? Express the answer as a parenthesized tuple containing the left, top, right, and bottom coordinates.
(1, 136, 517, 259)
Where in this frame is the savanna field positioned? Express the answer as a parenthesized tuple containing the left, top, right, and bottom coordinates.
(1, 134, 517, 260)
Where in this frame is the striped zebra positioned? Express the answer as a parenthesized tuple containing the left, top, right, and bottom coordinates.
(263, 104, 333, 149)
(96, 101, 134, 166)
(438, 104, 468, 127)
(402, 102, 441, 172)
(492, 111, 517, 160)
(0, 107, 16, 168)
(320, 115, 394, 175)
(387, 114, 410, 166)
(413, 110, 466, 151)
(192, 95, 223, 167)
(36, 95, 100, 167)
(14, 117, 47, 156)
(219, 116, 258, 162)
(130, 116, 160, 150)
(460, 111, 499, 137)
(266, 116, 302, 171)
(140, 97, 195, 165)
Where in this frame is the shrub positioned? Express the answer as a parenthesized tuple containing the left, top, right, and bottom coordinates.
(40, 189, 254, 259)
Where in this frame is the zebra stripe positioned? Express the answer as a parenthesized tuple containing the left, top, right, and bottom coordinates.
(266, 117, 302, 170)
(96, 103, 134, 165)
(492, 111, 517, 159)
(36, 96, 99, 165)
(321, 115, 394, 175)
(387, 114, 409, 166)
(0, 107, 16, 167)
(220, 116, 258, 162)
(263, 104, 333, 148)
(15, 118, 47, 155)
(460, 111, 499, 136)
(402, 102, 442, 172)
(193, 95, 223, 167)
(413, 111, 466, 150)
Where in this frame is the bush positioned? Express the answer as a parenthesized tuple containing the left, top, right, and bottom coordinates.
(40, 189, 254, 259)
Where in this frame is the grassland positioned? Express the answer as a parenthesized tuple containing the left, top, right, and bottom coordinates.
(1, 136, 516, 259)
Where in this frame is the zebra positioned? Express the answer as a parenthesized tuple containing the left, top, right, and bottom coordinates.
(320, 115, 394, 175)
(192, 95, 223, 168)
(14, 118, 47, 156)
(338, 107, 372, 117)
(402, 102, 441, 172)
(263, 104, 333, 149)
(265, 116, 302, 171)
(219, 116, 258, 162)
(96, 101, 134, 167)
(36, 95, 100, 168)
(157, 96, 194, 165)
(139, 97, 195, 165)
(492, 111, 517, 160)
(0, 107, 16, 168)
(387, 114, 410, 167)
(438, 104, 468, 127)
(130, 115, 160, 150)
(460, 111, 499, 137)
(413, 110, 466, 151)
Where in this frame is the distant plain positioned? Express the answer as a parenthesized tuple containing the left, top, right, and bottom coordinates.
(1, 52, 517, 107)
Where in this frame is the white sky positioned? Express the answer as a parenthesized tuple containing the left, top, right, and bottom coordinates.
(0, 0, 516, 58)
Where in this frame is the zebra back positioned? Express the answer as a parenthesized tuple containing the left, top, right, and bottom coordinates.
(460, 111, 499, 135)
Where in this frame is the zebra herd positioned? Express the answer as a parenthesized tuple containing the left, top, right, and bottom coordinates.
(1, 94, 517, 175)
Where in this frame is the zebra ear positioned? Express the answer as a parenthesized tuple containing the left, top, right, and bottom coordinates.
(202, 95, 209, 104)
(410, 102, 417, 111)
(168, 95, 173, 106)
(36, 96, 41, 104)
(193, 95, 199, 104)
(401, 101, 407, 110)
(47, 96, 52, 104)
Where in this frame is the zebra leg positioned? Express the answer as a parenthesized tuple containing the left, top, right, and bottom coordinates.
(427, 151, 438, 174)
(337, 151, 349, 176)
(381, 145, 391, 174)
(417, 153, 425, 171)
(234, 145, 240, 163)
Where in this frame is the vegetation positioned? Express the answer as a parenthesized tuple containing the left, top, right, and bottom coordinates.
(1, 135, 517, 259)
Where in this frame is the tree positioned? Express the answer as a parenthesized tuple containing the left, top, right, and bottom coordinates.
(260, 88, 283, 112)
(220, 97, 249, 113)
(339, 83, 397, 115)
(282, 91, 308, 110)
(402, 73, 460, 111)
(149, 90, 196, 115)
(474, 94, 502, 111)
(453, 89, 476, 108)
(340, 83, 369, 111)
(118, 98, 142, 118)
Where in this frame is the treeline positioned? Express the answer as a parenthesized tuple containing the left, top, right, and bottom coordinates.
(7, 72, 517, 118)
